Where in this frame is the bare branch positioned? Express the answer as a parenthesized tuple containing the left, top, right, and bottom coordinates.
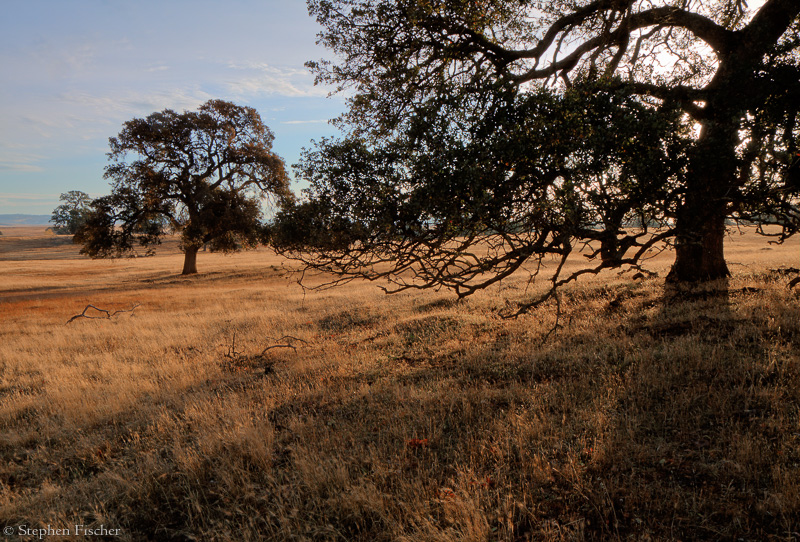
(261, 335, 309, 355)
(66, 303, 141, 325)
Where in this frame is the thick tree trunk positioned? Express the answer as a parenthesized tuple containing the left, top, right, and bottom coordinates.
(667, 209, 730, 282)
(182, 246, 199, 275)
(667, 110, 737, 283)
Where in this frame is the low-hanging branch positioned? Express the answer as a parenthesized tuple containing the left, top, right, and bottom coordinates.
(296, 0, 800, 291)
(272, 82, 686, 317)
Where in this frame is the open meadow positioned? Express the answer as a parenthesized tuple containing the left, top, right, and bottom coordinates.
(1, 226, 799, 540)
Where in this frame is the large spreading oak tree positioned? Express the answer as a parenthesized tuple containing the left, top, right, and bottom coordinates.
(272, 0, 800, 309)
(76, 100, 292, 274)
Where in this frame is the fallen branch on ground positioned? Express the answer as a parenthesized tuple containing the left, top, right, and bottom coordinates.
(261, 335, 309, 354)
(66, 303, 141, 324)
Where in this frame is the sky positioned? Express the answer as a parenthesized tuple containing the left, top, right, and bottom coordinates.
(0, 0, 346, 215)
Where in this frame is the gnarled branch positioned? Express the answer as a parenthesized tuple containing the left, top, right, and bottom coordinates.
(66, 303, 141, 324)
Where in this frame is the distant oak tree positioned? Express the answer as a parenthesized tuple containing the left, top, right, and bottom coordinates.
(271, 0, 800, 312)
(50, 190, 92, 235)
(76, 100, 292, 274)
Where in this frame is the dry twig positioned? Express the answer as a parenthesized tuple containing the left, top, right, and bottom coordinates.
(222, 331, 242, 359)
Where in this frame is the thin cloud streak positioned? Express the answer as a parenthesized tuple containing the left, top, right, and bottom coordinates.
(0, 153, 46, 172)
(0, 193, 59, 211)
(60, 89, 215, 119)
(0, 163, 44, 173)
(282, 119, 331, 125)
(225, 62, 329, 98)
(0, 193, 62, 201)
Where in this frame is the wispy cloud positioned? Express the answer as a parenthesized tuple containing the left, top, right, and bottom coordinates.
(0, 153, 45, 172)
(282, 119, 331, 125)
(0, 192, 103, 210)
(27, 40, 100, 81)
(0, 163, 44, 172)
(0, 87, 217, 180)
(61, 88, 215, 119)
(0, 192, 60, 211)
(0, 192, 61, 201)
(225, 62, 329, 98)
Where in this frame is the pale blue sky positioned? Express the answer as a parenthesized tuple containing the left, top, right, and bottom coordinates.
(0, 0, 345, 214)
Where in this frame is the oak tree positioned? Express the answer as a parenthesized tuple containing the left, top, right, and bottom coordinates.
(76, 100, 292, 274)
(50, 190, 92, 235)
(273, 0, 800, 310)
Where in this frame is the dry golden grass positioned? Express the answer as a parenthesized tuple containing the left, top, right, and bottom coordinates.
(1, 226, 799, 540)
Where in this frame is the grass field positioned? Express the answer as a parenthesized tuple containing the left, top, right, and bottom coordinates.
(1, 226, 799, 540)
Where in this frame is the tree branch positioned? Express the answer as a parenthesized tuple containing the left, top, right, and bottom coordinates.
(261, 335, 309, 354)
(511, 6, 735, 83)
(66, 303, 141, 324)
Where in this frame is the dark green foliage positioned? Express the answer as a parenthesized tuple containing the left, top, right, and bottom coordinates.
(274, 0, 800, 304)
(50, 191, 92, 235)
(273, 80, 692, 302)
(76, 100, 292, 274)
(732, 49, 800, 234)
(268, 198, 368, 252)
(76, 187, 171, 258)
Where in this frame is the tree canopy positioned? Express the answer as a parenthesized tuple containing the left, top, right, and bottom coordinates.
(50, 190, 92, 235)
(76, 100, 292, 274)
(272, 0, 800, 311)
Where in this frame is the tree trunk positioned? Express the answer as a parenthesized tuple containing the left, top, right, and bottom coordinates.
(669, 0, 800, 281)
(182, 246, 199, 275)
(667, 110, 736, 283)
(667, 209, 730, 282)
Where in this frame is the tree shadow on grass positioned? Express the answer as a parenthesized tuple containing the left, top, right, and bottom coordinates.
(110, 278, 797, 540)
(636, 278, 734, 338)
(7, 278, 797, 541)
(576, 277, 799, 540)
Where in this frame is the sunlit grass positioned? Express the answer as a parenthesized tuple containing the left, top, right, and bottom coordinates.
(1, 226, 799, 540)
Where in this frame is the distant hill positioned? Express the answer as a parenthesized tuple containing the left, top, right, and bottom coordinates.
(0, 214, 52, 226)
